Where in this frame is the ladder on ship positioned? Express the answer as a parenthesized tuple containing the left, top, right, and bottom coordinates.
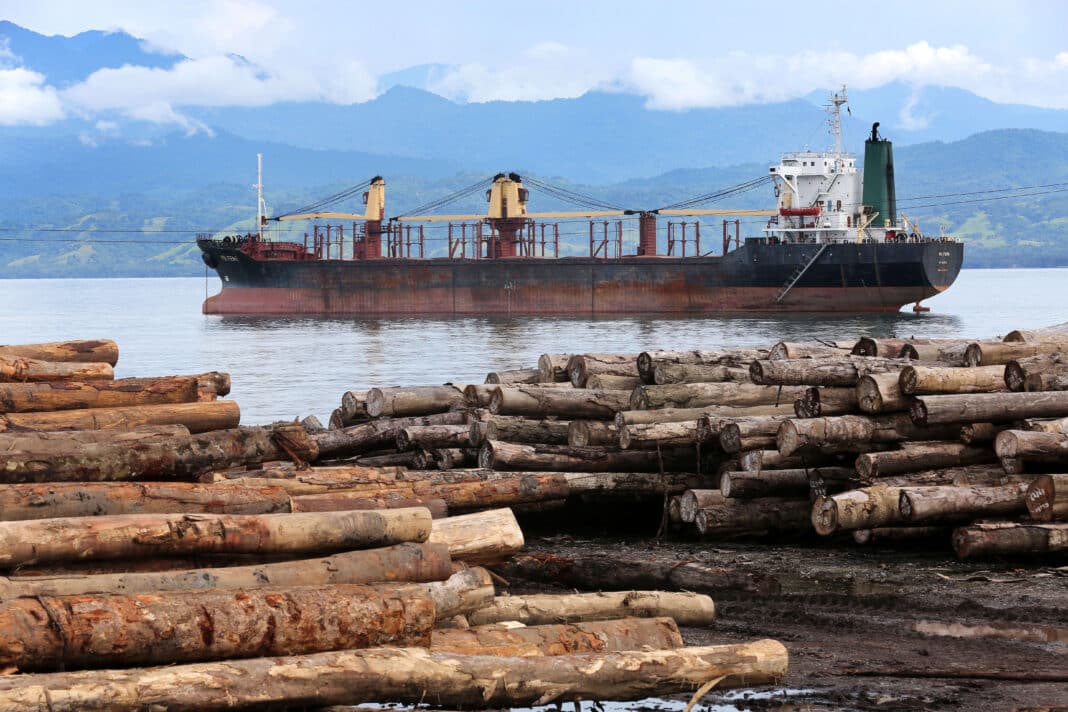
(774, 244, 827, 304)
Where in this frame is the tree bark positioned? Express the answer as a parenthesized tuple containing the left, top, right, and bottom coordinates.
(1003, 353, 1068, 391)
(537, 353, 570, 382)
(739, 449, 839, 472)
(794, 386, 858, 418)
(964, 340, 1068, 367)
(490, 386, 630, 418)
(720, 468, 852, 499)
(0, 508, 432, 567)
(0, 640, 789, 710)
(431, 448, 478, 470)
(289, 494, 449, 519)
(566, 354, 638, 387)
(0, 356, 113, 383)
(618, 403, 795, 427)
(910, 391, 1068, 426)
(632, 383, 805, 411)
(717, 416, 792, 453)
(854, 338, 965, 361)
(0, 424, 188, 452)
(585, 374, 643, 390)
(1025, 474, 1068, 522)
(777, 414, 959, 456)
(431, 617, 683, 656)
(769, 341, 853, 359)
(1025, 371, 1068, 392)
(562, 471, 706, 495)
(567, 420, 618, 447)
(812, 486, 905, 534)
(959, 422, 1005, 444)
(0, 542, 453, 598)
(0, 482, 291, 520)
(952, 522, 1068, 559)
(695, 498, 811, 535)
(852, 526, 949, 544)
(428, 508, 524, 566)
(485, 369, 540, 385)
(653, 363, 748, 385)
(0, 376, 202, 413)
(750, 357, 904, 387)
(0, 400, 241, 434)
(995, 428, 1068, 463)
(366, 385, 466, 418)
(1004, 322, 1068, 342)
(678, 489, 725, 523)
(0, 339, 119, 365)
(638, 348, 768, 383)
(855, 442, 994, 479)
(480, 440, 702, 473)
(468, 590, 715, 627)
(899, 364, 1006, 395)
(480, 415, 571, 445)
(395, 425, 474, 451)
(619, 420, 697, 449)
(313, 412, 468, 459)
(1022, 416, 1068, 434)
(856, 372, 910, 414)
(0, 585, 435, 672)
(898, 483, 1029, 523)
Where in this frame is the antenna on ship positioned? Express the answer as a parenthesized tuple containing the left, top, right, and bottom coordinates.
(255, 153, 266, 242)
(825, 85, 848, 159)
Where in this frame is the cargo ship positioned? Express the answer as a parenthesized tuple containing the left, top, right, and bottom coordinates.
(198, 88, 963, 315)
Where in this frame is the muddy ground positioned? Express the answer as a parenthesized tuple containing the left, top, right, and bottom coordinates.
(504, 501, 1068, 712)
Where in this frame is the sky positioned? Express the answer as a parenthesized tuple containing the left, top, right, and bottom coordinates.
(1, 0, 1067, 129)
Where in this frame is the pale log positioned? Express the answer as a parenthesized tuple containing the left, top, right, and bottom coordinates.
(856, 442, 994, 479)
(794, 386, 858, 418)
(0, 584, 434, 671)
(290, 494, 449, 519)
(750, 357, 904, 387)
(366, 385, 465, 418)
(0, 356, 113, 383)
(935, 342, 972, 366)
(718, 416, 792, 453)
(485, 369, 540, 385)
(568, 420, 618, 447)
(620, 420, 697, 449)
(1022, 416, 1068, 434)
(0, 641, 788, 710)
(965, 340, 1068, 367)
(0, 339, 118, 365)
(812, 486, 905, 534)
(617, 403, 796, 427)
(856, 372, 910, 414)
(490, 386, 630, 418)
(432, 617, 683, 656)
(0, 376, 200, 413)
(679, 489, 725, 523)
(1004, 322, 1068, 342)
(0, 508, 432, 566)
(567, 353, 638, 387)
(395, 425, 474, 451)
(481, 415, 571, 445)
(777, 414, 959, 456)
(1025, 474, 1068, 522)
(480, 440, 702, 473)
(0, 400, 241, 434)
(537, 353, 570, 382)
(899, 483, 1030, 523)
(653, 363, 748, 385)
(313, 412, 468, 459)
(995, 429, 1068, 465)
(910, 391, 1068, 426)
(632, 382, 805, 411)
(562, 471, 706, 495)
(953, 522, 1068, 559)
(720, 468, 853, 499)
(468, 590, 715, 626)
(695, 498, 811, 535)
(585, 374, 643, 390)
(638, 348, 769, 383)
(899, 364, 1006, 395)
(0, 424, 188, 453)
(1004, 353, 1068, 391)
(428, 508, 524, 565)
(0, 482, 291, 520)
(769, 341, 853, 359)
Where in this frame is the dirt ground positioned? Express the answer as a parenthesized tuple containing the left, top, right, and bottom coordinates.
(505, 502, 1068, 712)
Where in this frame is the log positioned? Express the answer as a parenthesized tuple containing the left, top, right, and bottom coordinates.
(0, 356, 113, 383)
(585, 374, 643, 390)
(873, 464, 1017, 488)
(638, 348, 769, 383)
(632, 383, 805, 411)
(679, 489, 725, 523)
(854, 337, 965, 360)
(567, 353, 638, 387)
(769, 341, 853, 359)
(653, 363, 748, 385)
(479, 440, 703, 473)
(338, 391, 370, 423)
(1004, 354, 1068, 391)
(0, 376, 201, 413)
(432, 448, 478, 470)
(480, 415, 570, 445)
(1025, 372, 1068, 392)
(852, 526, 949, 544)
(960, 422, 1005, 444)
(620, 420, 697, 449)
(0, 640, 788, 710)
(562, 471, 706, 495)
(537, 353, 570, 382)
(777, 414, 960, 456)
(856, 442, 994, 480)
(965, 340, 1068, 367)
(1022, 417, 1068, 435)
(1004, 322, 1068, 342)
(567, 420, 618, 447)
(468, 590, 716, 627)
(290, 494, 450, 519)
(995, 430, 1068, 465)
(0, 508, 432, 567)
(432, 617, 683, 656)
(718, 416, 792, 454)
(935, 342, 973, 366)
(856, 372, 910, 414)
(396, 425, 474, 451)
(750, 357, 904, 387)
(0, 584, 435, 671)
(0, 542, 453, 598)
(0, 339, 118, 365)
(720, 468, 853, 499)
(0, 400, 240, 434)
(415, 566, 496, 620)
(0, 482, 291, 520)
(910, 391, 1068, 426)
(899, 483, 1030, 523)
(695, 498, 812, 535)
(428, 508, 524, 566)
(794, 386, 858, 418)
(485, 368, 540, 385)
(490, 386, 630, 418)
(812, 486, 905, 534)
(367, 385, 468, 417)
(0, 424, 189, 453)
(739, 450, 838, 472)
(0, 424, 316, 483)
(899, 364, 1007, 395)
(313, 412, 468, 459)
(952, 522, 1068, 559)
(1025, 474, 1068, 522)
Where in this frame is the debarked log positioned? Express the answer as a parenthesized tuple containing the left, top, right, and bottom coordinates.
(777, 414, 960, 456)
(396, 425, 474, 451)
(366, 385, 465, 418)
(638, 348, 769, 383)
(0, 356, 113, 383)
(995, 429, 1068, 464)
(537, 353, 570, 382)
(617, 404, 796, 427)
(1025, 474, 1068, 522)
(562, 471, 707, 496)
(769, 341, 853, 359)
(964, 340, 1068, 367)
(0, 508, 433, 567)
(0, 640, 789, 710)
(485, 368, 540, 385)
(428, 508, 524, 566)
(794, 387, 858, 418)
(620, 420, 697, 449)
(0, 584, 435, 671)
(431, 617, 682, 656)
(856, 372, 910, 414)
(479, 415, 571, 445)
(952, 522, 1068, 559)
(0, 400, 240, 434)
(899, 364, 1007, 395)
(0, 339, 118, 366)
(0, 376, 208, 413)
(812, 486, 904, 535)
(468, 590, 716, 627)
(490, 386, 630, 419)
(289, 494, 449, 519)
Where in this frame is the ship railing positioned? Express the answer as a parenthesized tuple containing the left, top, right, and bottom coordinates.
(666, 221, 700, 257)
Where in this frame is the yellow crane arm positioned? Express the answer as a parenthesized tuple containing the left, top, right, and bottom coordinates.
(393, 214, 487, 223)
(524, 210, 626, 219)
(272, 212, 369, 221)
(394, 210, 627, 223)
(657, 209, 778, 216)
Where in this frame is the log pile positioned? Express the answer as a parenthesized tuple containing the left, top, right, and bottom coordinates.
(0, 338, 786, 708)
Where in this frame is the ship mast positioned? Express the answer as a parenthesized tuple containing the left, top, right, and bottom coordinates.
(826, 85, 848, 162)
(255, 153, 265, 242)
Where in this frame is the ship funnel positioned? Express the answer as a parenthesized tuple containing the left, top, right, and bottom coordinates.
(862, 122, 897, 227)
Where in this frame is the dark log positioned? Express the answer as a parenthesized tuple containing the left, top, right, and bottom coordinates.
(0, 400, 241, 434)
(1004, 353, 1068, 391)
(568, 420, 618, 447)
(617, 403, 796, 427)
(632, 383, 805, 411)
(768, 341, 853, 359)
(396, 425, 474, 451)
(959, 422, 1005, 445)
(653, 363, 748, 385)
(739, 449, 838, 472)
(910, 391, 1068, 426)
(1022, 416, 1068, 435)
(567, 353, 638, 387)
(953, 522, 1068, 559)
(313, 412, 468, 459)
(585, 374, 643, 390)
(695, 498, 812, 535)
(490, 386, 630, 418)
(0, 339, 118, 365)
(479, 440, 703, 473)
(1026, 372, 1068, 392)
(432, 448, 478, 470)
(995, 430, 1068, 470)
(562, 471, 707, 496)
(1025, 474, 1068, 522)
(720, 467, 853, 499)
(899, 483, 1029, 523)
(750, 357, 905, 387)
(678, 489, 725, 523)
(777, 414, 960, 456)
(852, 526, 950, 544)
(794, 386, 858, 418)
(537, 353, 570, 382)
(638, 348, 769, 383)
(480, 415, 571, 445)
(718, 416, 792, 453)
(485, 368, 540, 385)
(855, 442, 994, 480)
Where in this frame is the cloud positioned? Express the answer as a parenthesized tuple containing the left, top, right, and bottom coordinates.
(0, 68, 65, 125)
(123, 101, 213, 136)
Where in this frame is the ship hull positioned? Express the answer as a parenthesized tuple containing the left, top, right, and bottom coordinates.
(198, 240, 963, 315)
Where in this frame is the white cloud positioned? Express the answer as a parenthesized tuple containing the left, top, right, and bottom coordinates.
(0, 68, 65, 125)
(123, 101, 213, 135)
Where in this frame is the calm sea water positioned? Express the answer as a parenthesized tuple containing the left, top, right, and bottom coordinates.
(1, 268, 1064, 424)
